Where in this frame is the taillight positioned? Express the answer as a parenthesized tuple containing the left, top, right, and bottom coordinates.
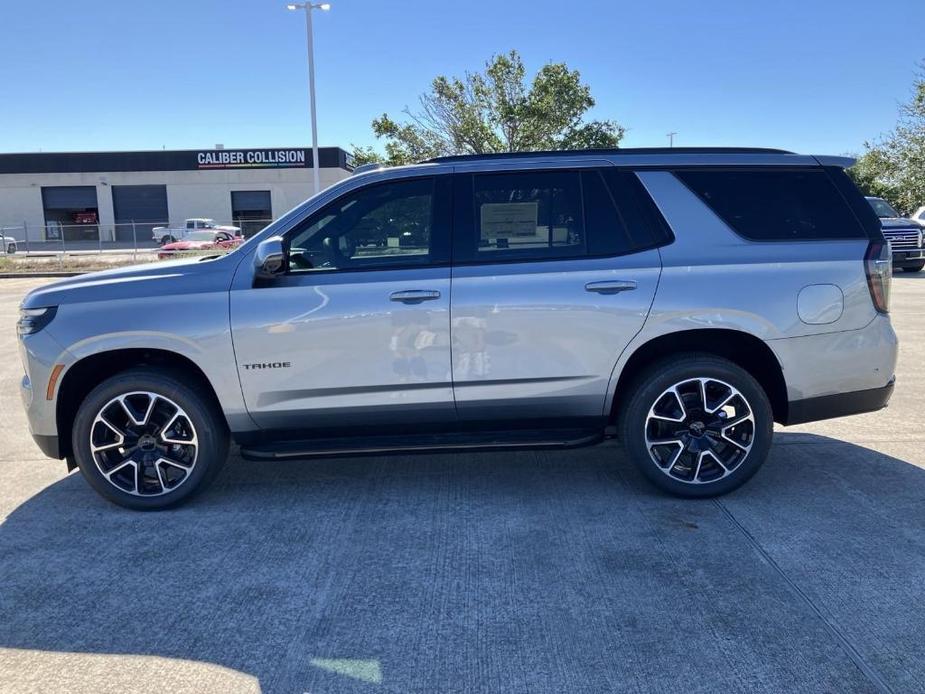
(865, 241, 892, 314)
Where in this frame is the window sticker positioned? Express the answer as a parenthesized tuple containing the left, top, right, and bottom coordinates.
(479, 202, 539, 240)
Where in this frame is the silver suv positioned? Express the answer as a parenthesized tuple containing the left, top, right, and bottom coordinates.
(17, 148, 898, 510)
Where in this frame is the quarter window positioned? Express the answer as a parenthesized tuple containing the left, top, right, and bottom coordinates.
(286, 177, 435, 272)
(677, 169, 867, 241)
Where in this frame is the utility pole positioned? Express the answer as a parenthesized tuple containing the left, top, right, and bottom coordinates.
(667, 132, 678, 148)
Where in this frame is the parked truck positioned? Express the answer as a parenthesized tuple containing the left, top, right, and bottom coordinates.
(152, 218, 241, 246)
(865, 197, 925, 273)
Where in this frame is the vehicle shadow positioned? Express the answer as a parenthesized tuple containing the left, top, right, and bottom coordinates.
(1, 433, 925, 693)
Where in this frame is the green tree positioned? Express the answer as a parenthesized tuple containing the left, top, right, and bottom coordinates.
(356, 51, 624, 166)
(848, 148, 900, 202)
(850, 65, 925, 213)
(349, 144, 383, 167)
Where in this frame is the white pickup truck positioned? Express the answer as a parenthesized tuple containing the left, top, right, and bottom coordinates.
(152, 218, 241, 245)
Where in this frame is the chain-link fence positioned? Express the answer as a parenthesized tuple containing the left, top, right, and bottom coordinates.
(0, 219, 273, 258)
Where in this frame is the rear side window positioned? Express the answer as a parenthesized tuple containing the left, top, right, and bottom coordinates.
(471, 170, 584, 259)
(586, 169, 674, 254)
(677, 169, 868, 241)
(454, 168, 672, 263)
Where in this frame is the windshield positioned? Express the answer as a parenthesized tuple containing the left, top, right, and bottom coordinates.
(867, 198, 900, 218)
(185, 231, 216, 242)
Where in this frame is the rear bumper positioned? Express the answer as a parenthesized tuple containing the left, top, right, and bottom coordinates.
(767, 312, 898, 424)
(783, 378, 894, 425)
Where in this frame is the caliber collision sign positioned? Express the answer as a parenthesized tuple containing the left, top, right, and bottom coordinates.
(196, 149, 308, 169)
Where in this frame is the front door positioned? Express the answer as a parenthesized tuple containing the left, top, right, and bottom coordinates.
(231, 175, 455, 431)
(449, 166, 666, 424)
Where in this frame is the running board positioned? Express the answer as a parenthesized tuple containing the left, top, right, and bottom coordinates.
(239, 428, 603, 461)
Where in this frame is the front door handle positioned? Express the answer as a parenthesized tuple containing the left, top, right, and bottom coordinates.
(585, 280, 637, 295)
(390, 289, 442, 304)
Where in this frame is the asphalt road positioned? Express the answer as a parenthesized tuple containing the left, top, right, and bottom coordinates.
(1, 274, 924, 694)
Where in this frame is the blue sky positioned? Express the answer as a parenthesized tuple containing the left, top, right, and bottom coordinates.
(1, 0, 922, 156)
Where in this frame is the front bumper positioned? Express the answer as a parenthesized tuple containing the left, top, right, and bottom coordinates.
(31, 433, 61, 459)
(19, 330, 71, 460)
(784, 378, 894, 425)
(892, 249, 924, 263)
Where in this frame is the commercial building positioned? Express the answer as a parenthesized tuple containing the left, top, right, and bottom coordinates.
(0, 147, 355, 244)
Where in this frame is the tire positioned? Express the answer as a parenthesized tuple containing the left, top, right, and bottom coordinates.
(71, 368, 229, 510)
(6, 243, 15, 254)
(902, 262, 924, 273)
(618, 353, 773, 498)
(160, 235, 176, 245)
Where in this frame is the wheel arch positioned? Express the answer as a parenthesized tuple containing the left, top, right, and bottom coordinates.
(56, 348, 227, 461)
(610, 329, 788, 425)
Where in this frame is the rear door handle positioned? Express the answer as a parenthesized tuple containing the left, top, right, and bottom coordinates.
(389, 289, 442, 304)
(585, 280, 637, 295)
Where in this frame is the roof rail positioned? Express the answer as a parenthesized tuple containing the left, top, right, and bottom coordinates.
(423, 147, 794, 164)
(352, 162, 385, 176)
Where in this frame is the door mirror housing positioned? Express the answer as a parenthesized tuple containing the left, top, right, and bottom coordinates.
(254, 236, 287, 279)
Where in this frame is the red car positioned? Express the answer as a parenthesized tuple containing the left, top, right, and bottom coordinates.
(157, 230, 243, 259)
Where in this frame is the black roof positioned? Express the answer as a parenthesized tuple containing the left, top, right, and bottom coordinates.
(424, 147, 793, 163)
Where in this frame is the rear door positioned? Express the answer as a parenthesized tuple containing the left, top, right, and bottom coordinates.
(449, 164, 668, 423)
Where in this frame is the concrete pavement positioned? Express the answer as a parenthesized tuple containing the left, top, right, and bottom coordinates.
(0, 274, 924, 693)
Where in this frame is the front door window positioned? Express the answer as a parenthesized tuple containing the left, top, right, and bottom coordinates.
(287, 178, 436, 273)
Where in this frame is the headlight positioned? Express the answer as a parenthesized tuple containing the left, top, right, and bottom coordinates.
(17, 306, 57, 337)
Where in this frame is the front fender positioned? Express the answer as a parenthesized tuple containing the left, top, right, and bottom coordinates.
(45, 291, 254, 433)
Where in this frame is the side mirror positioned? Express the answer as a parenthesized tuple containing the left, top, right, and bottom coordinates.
(254, 236, 287, 279)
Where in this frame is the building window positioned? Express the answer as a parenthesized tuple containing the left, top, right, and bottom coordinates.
(231, 190, 272, 237)
(112, 185, 169, 241)
(41, 186, 99, 242)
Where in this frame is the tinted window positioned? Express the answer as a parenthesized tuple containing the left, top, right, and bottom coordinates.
(867, 198, 899, 219)
(287, 178, 435, 273)
(471, 171, 584, 259)
(583, 169, 673, 255)
(677, 169, 867, 241)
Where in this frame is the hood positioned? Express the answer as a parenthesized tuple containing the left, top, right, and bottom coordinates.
(162, 240, 209, 250)
(21, 253, 242, 310)
(880, 217, 923, 229)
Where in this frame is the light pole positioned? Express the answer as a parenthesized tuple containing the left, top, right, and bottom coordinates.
(667, 131, 678, 148)
(286, 2, 330, 195)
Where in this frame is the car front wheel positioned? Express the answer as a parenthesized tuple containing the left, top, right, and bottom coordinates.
(618, 354, 773, 497)
(902, 262, 924, 273)
(71, 368, 229, 510)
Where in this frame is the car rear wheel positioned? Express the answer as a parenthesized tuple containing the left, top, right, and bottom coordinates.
(160, 235, 176, 245)
(6, 242, 15, 254)
(618, 354, 773, 497)
(71, 368, 229, 510)
(902, 262, 924, 273)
